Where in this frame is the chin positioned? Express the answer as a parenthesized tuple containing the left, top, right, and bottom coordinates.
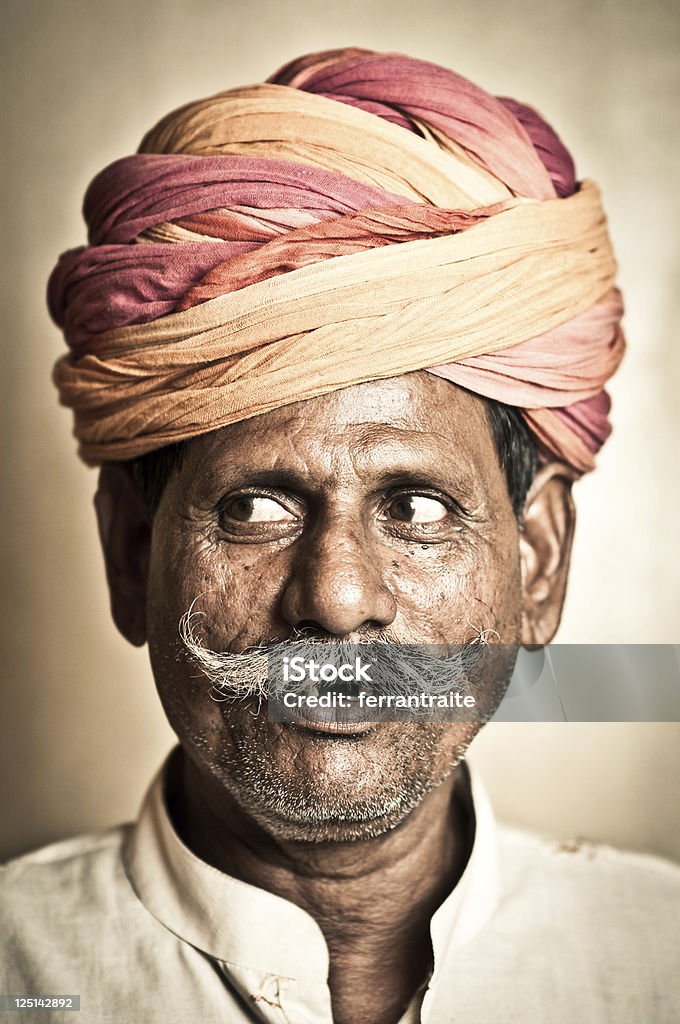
(200, 717, 480, 843)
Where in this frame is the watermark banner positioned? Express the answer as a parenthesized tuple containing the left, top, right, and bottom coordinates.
(231, 644, 680, 724)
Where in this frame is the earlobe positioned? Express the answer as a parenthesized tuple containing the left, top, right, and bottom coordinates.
(519, 462, 577, 645)
(95, 464, 151, 647)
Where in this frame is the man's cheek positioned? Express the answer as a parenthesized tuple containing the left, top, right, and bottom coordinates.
(176, 551, 285, 648)
(387, 541, 515, 634)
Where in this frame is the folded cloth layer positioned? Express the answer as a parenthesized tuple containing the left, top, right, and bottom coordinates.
(49, 47, 625, 472)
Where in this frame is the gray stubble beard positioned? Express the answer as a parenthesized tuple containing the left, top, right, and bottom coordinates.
(185, 710, 480, 842)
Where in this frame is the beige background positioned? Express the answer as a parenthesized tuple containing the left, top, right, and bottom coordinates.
(1, 0, 679, 863)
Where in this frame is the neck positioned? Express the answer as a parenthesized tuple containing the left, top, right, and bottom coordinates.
(167, 748, 474, 1024)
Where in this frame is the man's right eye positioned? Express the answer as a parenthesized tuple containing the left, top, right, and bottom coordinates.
(222, 495, 296, 523)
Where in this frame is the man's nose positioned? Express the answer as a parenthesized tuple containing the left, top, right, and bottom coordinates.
(280, 516, 397, 636)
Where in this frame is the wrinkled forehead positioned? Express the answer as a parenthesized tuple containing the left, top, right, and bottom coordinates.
(177, 374, 504, 500)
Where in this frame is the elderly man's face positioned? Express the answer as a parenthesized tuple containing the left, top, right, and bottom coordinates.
(99, 372, 573, 841)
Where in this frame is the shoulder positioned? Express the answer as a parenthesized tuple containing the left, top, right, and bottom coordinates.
(1, 825, 131, 892)
(497, 821, 680, 903)
(495, 823, 680, 981)
(0, 826, 139, 946)
(442, 820, 680, 1020)
(0, 825, 157, 993)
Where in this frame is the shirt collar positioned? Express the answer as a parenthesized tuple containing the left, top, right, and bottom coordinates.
(123, 747, 499, 982)
(430, 762, 500, 979)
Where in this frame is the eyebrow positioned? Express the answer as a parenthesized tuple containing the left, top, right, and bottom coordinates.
(372, 468, 478, 506)
(220, 468, 311, 491)
(212, 464, 479, 506)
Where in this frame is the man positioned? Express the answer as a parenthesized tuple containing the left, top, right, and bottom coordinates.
(2, 47, 678, 1024)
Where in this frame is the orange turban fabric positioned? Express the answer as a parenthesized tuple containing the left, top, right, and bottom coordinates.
(48, 48, 624, 472)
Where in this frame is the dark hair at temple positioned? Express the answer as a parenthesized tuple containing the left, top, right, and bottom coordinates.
(483, 400, 538, 518)
(127, 397, 537, 521)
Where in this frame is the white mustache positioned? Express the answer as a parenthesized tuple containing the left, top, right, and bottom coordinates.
(179, 603, 494, 705)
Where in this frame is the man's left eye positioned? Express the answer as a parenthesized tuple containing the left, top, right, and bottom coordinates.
(223, 495, 295, 522)
(385, 495, 449, 523)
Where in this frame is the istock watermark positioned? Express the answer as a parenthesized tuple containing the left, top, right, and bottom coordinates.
(282, 653, 374, 685)
(266, 642, 509, 724)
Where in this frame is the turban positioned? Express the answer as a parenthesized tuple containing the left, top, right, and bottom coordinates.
(48, 47, 624, 473)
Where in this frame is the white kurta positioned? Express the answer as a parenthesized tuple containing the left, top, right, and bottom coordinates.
(2, 752, 679, 1023)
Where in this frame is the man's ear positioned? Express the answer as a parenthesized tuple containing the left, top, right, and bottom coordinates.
(94, 464, 151, 647)
(519, 462, 577, 646)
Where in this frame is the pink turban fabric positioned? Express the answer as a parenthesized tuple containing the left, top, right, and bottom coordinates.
(48, 48, 624, 472)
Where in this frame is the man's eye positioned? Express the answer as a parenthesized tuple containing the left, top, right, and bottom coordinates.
(223, 495, 295, 523)
(385, 495, 449, 523)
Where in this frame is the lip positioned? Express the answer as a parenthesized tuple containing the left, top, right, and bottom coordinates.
(290, 717, 375, 736)
(282, 695, 376, 735)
